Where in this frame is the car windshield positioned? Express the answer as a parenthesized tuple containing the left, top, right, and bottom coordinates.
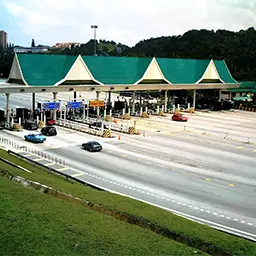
(92, 142, 100, 146)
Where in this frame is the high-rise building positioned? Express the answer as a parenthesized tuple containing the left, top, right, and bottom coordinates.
(0, 30, 8, 48)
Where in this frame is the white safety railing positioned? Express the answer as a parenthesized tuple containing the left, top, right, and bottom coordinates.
(56, 119, 104, 136)
(0, 136, 66, 166)
(64, 117, 130, 133)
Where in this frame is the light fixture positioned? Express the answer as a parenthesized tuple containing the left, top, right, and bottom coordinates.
(41, 89, 46, 92)
(110, 87, 115, 90)
(20, 89, 25, 92)
(69, 88, 74, 91)
(91, 87, 95, 91)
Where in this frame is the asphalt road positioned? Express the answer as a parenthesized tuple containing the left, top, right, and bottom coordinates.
(1, 92, 256, 240)
(1, 123, 256, 241)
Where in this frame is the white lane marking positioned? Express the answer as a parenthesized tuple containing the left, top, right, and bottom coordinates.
(19, 150, 254, 231)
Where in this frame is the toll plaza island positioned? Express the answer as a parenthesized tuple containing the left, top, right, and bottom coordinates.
(0, 53, 239, 129)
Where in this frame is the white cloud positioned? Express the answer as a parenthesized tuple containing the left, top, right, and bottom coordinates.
(3, 0, 256, 46)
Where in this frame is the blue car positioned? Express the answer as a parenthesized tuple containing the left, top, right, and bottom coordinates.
(24, 133, 46, 143)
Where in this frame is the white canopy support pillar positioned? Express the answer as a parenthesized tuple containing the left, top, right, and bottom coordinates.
(5, 93, 10, 127)
(96, 91, 100, 116)
(53, 92, 57, 121)
(193, 90, 196, 110)
(32, 93, 36, 119)
(164, 90, 168, 112)
(218, 90, 222, 102)
(132, 91, 136, 114)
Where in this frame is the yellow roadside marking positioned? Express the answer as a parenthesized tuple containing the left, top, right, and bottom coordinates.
(57, 167, 69, 171)
(44, 162, 56, 166)
(236, 146, 244, 149)
(23, 154, 34, 157)
(253, 150, 256, 153)
(229, 184, 235, 187)
(121, 154, 127, 157)
(33, 158, 43, 161)
(72, 172, 85, 177)
(205, 178, 211, 181)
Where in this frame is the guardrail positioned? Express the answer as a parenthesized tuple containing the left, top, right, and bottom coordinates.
(0, 136, 66, 166)
(56, 119, 109, 137)
(62, 118, 131, 134)
(7, 150, 103, 191)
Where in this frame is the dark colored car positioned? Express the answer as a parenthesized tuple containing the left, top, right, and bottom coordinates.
(41, 126, 57, 136)
(172, 114, 188, 122)
(89, 122, 107, 130)
(23, 120, 38, 130)
(82, 141, 103, 152)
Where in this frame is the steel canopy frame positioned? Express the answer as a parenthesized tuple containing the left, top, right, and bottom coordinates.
(0, 82, 240, 94)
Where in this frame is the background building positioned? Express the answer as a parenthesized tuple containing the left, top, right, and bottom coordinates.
(0, 30, 8, 48)
(13, 46, 48, 53)
(52, 42, 81, 49)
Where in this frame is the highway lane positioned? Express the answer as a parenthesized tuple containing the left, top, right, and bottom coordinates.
(133, 111, 256, 143)
(1, 126, 256, 240)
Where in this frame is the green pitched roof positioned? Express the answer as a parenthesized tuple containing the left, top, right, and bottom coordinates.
(82, 56, 151, 84)
(156, 58, 210, 84)
(213, 60, 237, 84)
(17, 54, 77, 86)
(228, 81, 256, 92)
(13, 54, 238, 86)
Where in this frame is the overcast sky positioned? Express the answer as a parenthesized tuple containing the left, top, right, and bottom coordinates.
(0, 0, 255, 47)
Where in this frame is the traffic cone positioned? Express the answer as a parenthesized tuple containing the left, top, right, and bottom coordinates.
(118, 135, 120, 140)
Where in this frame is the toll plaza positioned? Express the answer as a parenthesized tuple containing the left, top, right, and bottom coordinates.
(0, 53, 240, 128)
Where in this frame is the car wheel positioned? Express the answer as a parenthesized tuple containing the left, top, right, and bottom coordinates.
(89, 148, 92, 152)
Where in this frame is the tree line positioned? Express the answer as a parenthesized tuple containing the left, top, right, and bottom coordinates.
(0, 27, 255, 81)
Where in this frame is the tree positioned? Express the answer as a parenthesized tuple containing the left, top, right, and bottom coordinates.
(31, 39, 35, 47)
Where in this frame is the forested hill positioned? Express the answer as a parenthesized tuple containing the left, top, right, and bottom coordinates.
(1, 27, 255, 81)
(120, 28, 256, 81)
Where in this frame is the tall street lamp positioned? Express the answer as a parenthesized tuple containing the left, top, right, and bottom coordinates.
(91, 25, 98, 56)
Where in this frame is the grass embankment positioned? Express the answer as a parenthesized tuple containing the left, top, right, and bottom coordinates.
(0, 149, 256, 256)
(0, 177, 204, 256)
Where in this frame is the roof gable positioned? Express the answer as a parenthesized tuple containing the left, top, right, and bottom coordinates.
(56, 55, 102, 85)
(7, 54, 27, 85)
(135, 57, 170, 84)
(82, 56, 151, 84)
(16, 54, 77, 86)
(156, 58, 210, 84)
(196, 60, 224, 84)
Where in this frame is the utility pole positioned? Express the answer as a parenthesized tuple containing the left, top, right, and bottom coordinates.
(91, 25, 98, 56)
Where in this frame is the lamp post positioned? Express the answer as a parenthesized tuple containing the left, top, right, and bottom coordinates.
(91, 25, 98, 56)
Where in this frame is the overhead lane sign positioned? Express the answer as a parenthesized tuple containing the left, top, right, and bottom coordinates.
(67, 101, 84, 109)
(42, 102, 60, 110)
(89, 100, 105, 107)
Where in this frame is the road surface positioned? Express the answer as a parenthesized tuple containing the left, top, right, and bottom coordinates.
(1, 115, 256, 241)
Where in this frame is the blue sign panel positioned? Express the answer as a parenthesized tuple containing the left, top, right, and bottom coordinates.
(42, 102, 60, 110)
(67, 101, 84, 109)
